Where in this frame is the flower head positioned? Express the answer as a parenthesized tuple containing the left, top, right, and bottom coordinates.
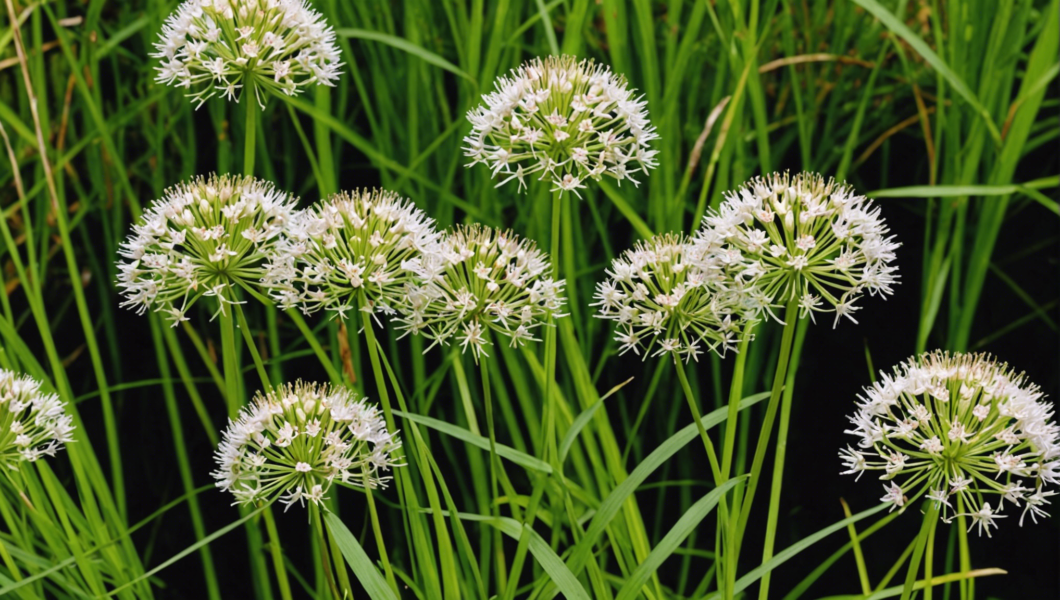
(212, 381, 401, 510)
(701, 171, 899, 327)
(154, 0, 342, 107)
(0, 370, 75, 469)
(593, 233, 753, 361)
(464, 55, 658, 194)
(117, 174, 297, 324)
(264, 189, 442, 321)
(840, 351, 1058, 532)
(397, 224, 565, 360)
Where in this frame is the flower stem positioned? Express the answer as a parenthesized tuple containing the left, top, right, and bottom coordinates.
(735, 299, 799, 553)
(244, 90, 257, 177)
(480, 350, 509, 594)
(218, 308, 241, 418)
(262, 506, 294, 600)
(362, 473, 397, 593)
(901, 502, 940, 600)
(957, 495, 973, 600)
(234, 300, 272, 392)
(758, 313, 808, 600)
(674, 361, 723, 483)
(312, 504, 343, 600)
(720, 328, 754, 599)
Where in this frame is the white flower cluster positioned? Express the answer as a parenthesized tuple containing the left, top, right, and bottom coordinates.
(264, 189, 442, 321)
(0, 370, 75, 469)
(701, 171, 899, 327)
(154, 0, 342, 107)
(398, 224, 565, 360)
(841, 352, 1058, 536)
(464, 55, 659, 196)
(592, 233, 755, 362)
(212, 381, 402, 511)
(117, 174, 297, 324)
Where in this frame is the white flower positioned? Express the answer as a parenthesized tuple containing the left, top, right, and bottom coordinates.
(593, 232, 754, 361)
(464, 55, 658, 193)
(117, 174, 297, 324)
(881, 482, 905, 511)
(154, 0, 342, 107)
(396, 224, 565, 361)
(955, 502, 1006, 538)
(264, 189, 442, 320)
(698, 171, 899, 327)
(0, 370, 75, 469)
(212, 381, 402, 510)
(841, 351, 1058, 528)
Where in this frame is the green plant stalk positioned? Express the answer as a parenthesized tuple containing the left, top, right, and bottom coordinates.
(362, 472, 398, 593)
(149, 316, 222, 600)
(262, 507, 294, 600)
(901, 502, 940, 600)
(232, 303, 294, 600)
(957, 497, 972, 600)
(720, 329, 754, 599)
(500, 188, 565, 597)
(358, 298, 449, 598)
(758, 314, 809, 600)
(925, 502, 939, 600)
(245, 90, 257, 176)
(480, 349, 510, 596)
(219, 308, 242, 418)
(674, 362, 723, 483)
(312, 504, 343, 600)
(735, 300, 799, 553)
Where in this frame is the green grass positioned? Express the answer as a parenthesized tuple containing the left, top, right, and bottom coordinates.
(0, 0, 1057, 599)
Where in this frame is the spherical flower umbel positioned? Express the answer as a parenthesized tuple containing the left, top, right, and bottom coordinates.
(264, 189, 442, 321)
(212, 381, 402, 511)
(592, 233, 753, 362)
(154, 0, 342, 107)
(0, 370, 75, 469)
(397, 224, 566, 360)
(701, 171, 899, 327)
(464, 55, 658, 196)
(117, 174, 297, 325)
(840, 352, 1059, 536)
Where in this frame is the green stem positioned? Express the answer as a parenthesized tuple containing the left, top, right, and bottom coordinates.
(674, 361, 723, 483)
(480, 350, 508, 596)
(244, 90, 257, 177)
(362, 472, 398, 594)
(720, 328, 754, 600)
(901, 502, 940, 600)
(735, 299, 799, 551)
(312, 505, 343, 600)
(957, 496, 973, 600)
(233, 300, 272, 392)
(262, 507, 294, 600)
(758, 314, 808, 600)
(503, 190, 564, 600)
(218, 308, 241, 418)
(925, 501, 939, 600)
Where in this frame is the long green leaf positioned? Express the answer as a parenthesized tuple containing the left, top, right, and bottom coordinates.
(614, 476, 748, 600)
(324, 512, 400, 600)
(853, 0, 1002, 144)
